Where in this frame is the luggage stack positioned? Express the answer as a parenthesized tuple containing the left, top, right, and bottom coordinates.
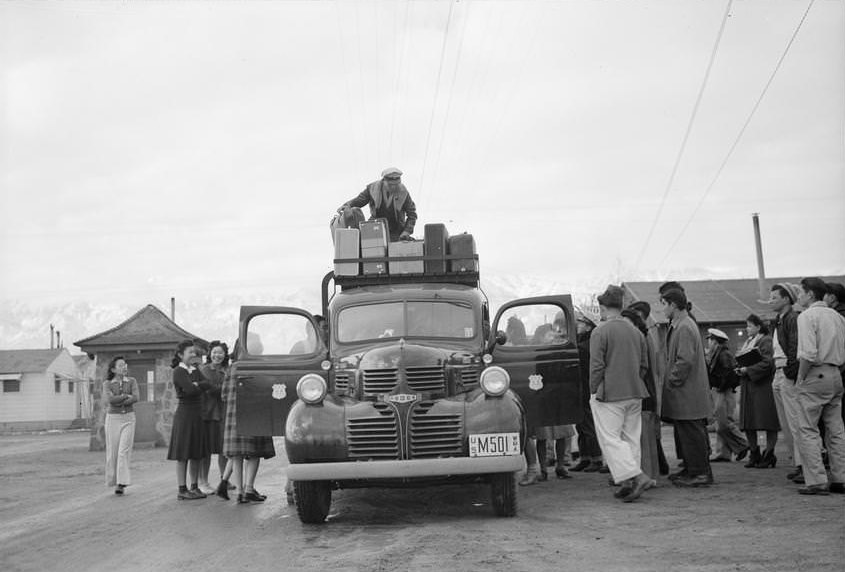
(360, 220, 388, 275)
(333, 221, 479, 281)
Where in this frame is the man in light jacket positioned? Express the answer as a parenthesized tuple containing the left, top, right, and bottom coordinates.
(660, 288, 713, 487)
(338, 167, 418, 242)
(589, 285, 653, 502)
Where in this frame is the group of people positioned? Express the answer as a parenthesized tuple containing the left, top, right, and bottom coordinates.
(521, 277, 845, 502)
(103, 339, 276, 503)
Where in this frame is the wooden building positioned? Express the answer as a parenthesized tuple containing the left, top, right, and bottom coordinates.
(75, 304, 207, 451)
(0, 349, 83, 433)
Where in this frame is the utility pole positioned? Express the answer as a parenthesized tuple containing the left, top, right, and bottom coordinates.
(752, 213, 767, 301)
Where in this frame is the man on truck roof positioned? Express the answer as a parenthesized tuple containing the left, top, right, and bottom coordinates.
(337, 167, 418, 242)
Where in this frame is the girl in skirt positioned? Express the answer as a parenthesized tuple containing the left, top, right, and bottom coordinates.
(221, 339, 275, 504)
(197, 341, 228, 494)
(167, 340, 212, 500)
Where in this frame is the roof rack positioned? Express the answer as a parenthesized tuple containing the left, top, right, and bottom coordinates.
(322, 254, 480, 314)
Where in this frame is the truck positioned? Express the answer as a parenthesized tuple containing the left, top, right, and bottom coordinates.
(231, 241, 583, 523)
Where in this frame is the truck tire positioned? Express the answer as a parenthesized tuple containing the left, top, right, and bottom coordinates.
(490, 472, 517, 517)
(293, 480, 332, 524)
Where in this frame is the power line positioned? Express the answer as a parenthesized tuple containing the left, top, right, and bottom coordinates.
(427, 0, 472, 212)
(416, 0, 456, 207)
(656, 0, 817, 270)
(632, 0, 733, 272)
(389, 0, 412, 161)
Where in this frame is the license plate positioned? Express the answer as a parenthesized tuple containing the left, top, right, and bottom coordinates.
(468, 432, 521, 457)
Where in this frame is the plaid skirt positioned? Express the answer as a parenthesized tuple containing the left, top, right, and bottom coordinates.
(222, 379, 275, 459)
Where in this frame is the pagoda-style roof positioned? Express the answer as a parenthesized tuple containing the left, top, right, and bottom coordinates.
(74, 304, 207, 353)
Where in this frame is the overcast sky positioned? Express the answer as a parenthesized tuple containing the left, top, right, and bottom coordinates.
(1, 0, 843, 307)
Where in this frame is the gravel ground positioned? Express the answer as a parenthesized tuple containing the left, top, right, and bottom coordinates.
(0, 429, 842, 572)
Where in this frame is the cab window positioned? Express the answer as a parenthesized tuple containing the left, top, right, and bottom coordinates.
(500, 304, 571, 347)
(337, 301, 476, 343)
(246, 314, 320, 356)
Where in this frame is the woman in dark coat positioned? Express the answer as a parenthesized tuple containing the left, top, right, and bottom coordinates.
(737, 314, 780, 468)
(167, 340, 213, 500)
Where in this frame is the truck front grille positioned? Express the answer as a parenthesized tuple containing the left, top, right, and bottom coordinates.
(334, 371, 350, 392)
(361, 369, 398, 393)
(409, 402, 463, 459)
(346, 404, 399, 460)
(459, 366, 480, 386)
(406, 366, 445, 392)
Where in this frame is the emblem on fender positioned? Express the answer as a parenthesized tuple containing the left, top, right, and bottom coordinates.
(528, 374, 544, 391)
(386, 393, 419, 404)
(272, 384, 287, 400)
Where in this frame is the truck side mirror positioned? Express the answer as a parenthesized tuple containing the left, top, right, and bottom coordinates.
(486, 330, 507, 354)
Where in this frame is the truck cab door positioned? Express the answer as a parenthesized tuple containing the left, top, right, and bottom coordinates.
(490, 295, 583, 427)
(233, 306, 328, 437)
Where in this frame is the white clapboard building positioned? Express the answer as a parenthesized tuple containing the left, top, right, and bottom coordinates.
(0, 349, 83, 432)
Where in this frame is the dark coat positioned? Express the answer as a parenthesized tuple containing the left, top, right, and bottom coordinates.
(739, 335, 779, 431)
(773, 308, 799, 380)
(661, 313, 711, 421)
(343, 180, 417, 239)
(708, 343, 738, 392)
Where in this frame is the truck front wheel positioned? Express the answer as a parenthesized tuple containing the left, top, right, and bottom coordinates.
(490, 472, 517, 517)
(293, 480, 332, 524)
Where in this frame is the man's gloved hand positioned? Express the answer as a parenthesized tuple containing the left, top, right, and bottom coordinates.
(399, 231, 411, 241)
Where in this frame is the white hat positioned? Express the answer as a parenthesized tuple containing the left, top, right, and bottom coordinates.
(707, 328, 729, 341)
(381, 167, 403, 178)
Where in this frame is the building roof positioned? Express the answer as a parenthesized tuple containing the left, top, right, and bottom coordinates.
(74, 304, 207, 351)
(0, 349, 64, 374)
(623, 275, 845, 325)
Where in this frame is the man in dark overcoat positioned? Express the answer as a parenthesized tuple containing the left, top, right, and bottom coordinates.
(660, 288, 713, 487)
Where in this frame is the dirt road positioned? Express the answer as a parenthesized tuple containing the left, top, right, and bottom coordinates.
(0, 431, 842, 572)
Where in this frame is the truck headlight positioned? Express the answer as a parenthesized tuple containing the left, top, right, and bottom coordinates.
(297, 374, 327, 404)
(479, 366, 509, 397)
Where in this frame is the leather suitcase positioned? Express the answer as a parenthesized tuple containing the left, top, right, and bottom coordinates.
(423, 223, 449, 273)
(360, 220, 388, 250)
(362, 246, 387, 275)
(334, 228, 360, 276)
(388, 240, 424, 275)
(448, 233, 477, 272)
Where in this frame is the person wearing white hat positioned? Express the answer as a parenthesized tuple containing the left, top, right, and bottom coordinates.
(706, 328, 748, 463)
(338, 167, 417, 242)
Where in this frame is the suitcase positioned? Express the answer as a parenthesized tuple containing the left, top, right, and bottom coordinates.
(330, 207, 366, 243)
(334, 228, 360, 276)
(388, 240, 424, 275)
(362, 246, 387, 275)
(423, 223, 449, 273)
(448, 232, 477, 273)
(360, 220, 388, 250)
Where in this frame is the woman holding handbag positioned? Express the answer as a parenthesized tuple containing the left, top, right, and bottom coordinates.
(736, 314, 780, 468)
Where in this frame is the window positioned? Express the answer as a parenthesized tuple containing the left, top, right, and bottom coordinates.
(3, 379, 21, 393)
(337, 301, 476, 343)
(68, 382, 74, 393)
(499, 304, 572, 347)
(54, 377, 61, 393)
(246, 313, 320, 356)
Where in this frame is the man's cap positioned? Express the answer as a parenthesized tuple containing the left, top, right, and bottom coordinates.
(381, 167, 403, 178)
(707, 328, 729, 341)
(597, 285, 624, 309)
(774, 282, 801, 305)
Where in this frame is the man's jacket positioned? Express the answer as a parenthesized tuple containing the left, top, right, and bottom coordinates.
(707, 343, 738, 392)
(774, 308, 799, 380)
(344, 180, 417, 238)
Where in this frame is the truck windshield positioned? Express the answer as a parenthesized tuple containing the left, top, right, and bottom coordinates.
(337, 301, 476, 343)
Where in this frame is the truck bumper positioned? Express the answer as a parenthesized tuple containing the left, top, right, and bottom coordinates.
(286, 455, 525, 481)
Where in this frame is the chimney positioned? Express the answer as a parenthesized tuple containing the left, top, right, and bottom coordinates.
(56, 331, 62, 349)
(50, 324, 55, 349)
(752, 213, 767, 301)
(171, 297, 176, 322)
